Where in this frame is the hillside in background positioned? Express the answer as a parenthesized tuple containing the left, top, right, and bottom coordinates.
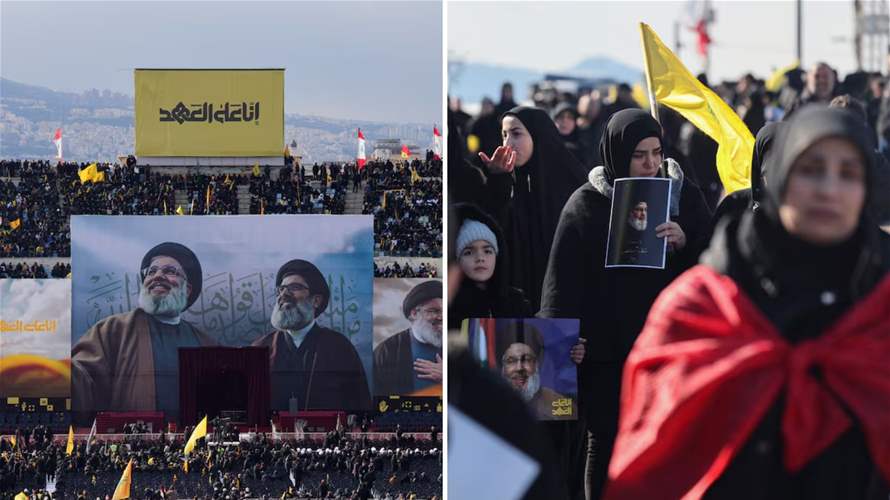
(0, 78, 434, 163)
(448, 55, 643, 105)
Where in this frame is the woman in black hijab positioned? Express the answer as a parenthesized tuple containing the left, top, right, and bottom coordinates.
(708, 121, 784, 234)
(607, 106, 890, 499)
(538, 109, 711, 499)
(478, 106, 588, 310)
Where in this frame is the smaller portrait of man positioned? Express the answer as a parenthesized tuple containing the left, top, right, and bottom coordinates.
(620, 200, 650, 264)
(373, 280, 443, 396)
(606, 177, 671, 269)
(72, 242, 216, 417)
(495, 321, 576, 421)
(252, 259, 371, 411)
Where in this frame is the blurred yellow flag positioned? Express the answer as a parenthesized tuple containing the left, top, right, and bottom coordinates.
(112, 458, 133, 500)
(640, 22, 754, 194)
(78, 163, 104, 184)
(9, 219, 21, 230)
(66, 425, 74, 455)
(183, 416, 207, 456)
(175, 205, 185, 216)
(15, 492, 27, 500)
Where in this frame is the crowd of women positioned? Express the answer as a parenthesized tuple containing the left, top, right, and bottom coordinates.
(448, 63, 890, 499)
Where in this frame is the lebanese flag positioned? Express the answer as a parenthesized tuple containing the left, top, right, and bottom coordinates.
(357, 129, 367, 170)
(432, 126, 442, 161)
(52, 128, 62, 159)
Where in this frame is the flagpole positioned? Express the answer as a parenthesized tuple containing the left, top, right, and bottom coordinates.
(639, 22, 661, 124)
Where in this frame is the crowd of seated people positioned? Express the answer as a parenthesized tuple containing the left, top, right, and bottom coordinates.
(373, 261, 439, 278)
(1, 426, 441, 500)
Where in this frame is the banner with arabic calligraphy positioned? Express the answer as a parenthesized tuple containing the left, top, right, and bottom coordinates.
(135, 69, 284, 157)
(70, 215, 374, 411)
(0, 279, 72, 399)
(372, 278, 443, 396)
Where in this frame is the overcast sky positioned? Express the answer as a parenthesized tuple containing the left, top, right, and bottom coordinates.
(449, 1, 866, 82)
(1, 1, 443, 124)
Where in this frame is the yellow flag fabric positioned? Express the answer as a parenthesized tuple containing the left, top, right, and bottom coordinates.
(184, 416, 207, 456)
(410, 168, 421, 185)
(66, 425, 74, 455)
(252, 163, 261, 177)
(15, 492, 27, 500)
(175, 205, 185, 216)
(10, 436, 16, 449)
(766, 61, 800, 92)
(78, 163, 99, 184)
(9, 219, 21, 230)
(640, 22, 754, 194)
(112, 458, 133, 500)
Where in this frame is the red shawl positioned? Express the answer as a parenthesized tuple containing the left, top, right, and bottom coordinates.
(605, 265, 890, 500)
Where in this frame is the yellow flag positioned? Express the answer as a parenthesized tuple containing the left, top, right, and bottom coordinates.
(78, 163, 103, 184)
(112, 458, 133, 500)
(9, 219, 21, 230)
(14, 492, 27, 500)
(183, 415, 207, 456)
(765, 60, 800, 92)
(66, 425, 74, 455)
(9, 436, 16, 449)
(410, 168, 421, 185)
(252, 163, 261, 177)
(639, 22, 754, 194)
(175, 205, 185, 216)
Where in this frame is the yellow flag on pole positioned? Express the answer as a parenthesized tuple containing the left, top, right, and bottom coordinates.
(183, 416, 207, 456)
(66, 425, 74, 455)
(9, 219, 21, 230)
(111, 458, 133, 500)
(639, 22, 754, 194)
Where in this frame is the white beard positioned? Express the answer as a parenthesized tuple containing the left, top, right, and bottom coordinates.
(410, 318, 442, 349)
(271, 298, 315, 331)
(629, 217, 647, 231)
(518, 372, 541, 402)
(138, 279, 189, 319)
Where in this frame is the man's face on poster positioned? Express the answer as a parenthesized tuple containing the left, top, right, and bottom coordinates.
(271, 274, 320, 331)
(410, 298, 443, 349)
(629, 202, 648, 231)
(501, 342, 540, 401)
(139, 255, 190, 318)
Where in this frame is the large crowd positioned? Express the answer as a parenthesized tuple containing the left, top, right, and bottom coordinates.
(1, 427, 441, 500)
(449, 60, 890, 500)
(1, 157, 443, 260)
(363, 160, 442, 257)
(373, 261, 438, 279)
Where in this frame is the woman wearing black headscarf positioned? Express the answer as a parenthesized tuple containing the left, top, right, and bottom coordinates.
(708, 121, 784, 235)
(607, 106, 890, 500)
(478, 106, 588, 310)
(538, 109, 711, 499)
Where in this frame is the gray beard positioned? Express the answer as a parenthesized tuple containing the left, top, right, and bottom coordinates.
(410, 318, 442, 349)
(518, 372, 541, 402)
(271, 299, 315, 331)
(629, 217, 647, 231)
(138, 280, 189, 318)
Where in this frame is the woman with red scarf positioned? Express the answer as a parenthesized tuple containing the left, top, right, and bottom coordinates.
(607, 106, 890, 499)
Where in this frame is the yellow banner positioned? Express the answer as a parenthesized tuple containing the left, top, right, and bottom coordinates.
(135, 69, 284, 157)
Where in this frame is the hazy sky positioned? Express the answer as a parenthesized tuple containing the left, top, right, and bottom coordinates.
(449, 1, 865, 83)
(1, 1, 443, 124)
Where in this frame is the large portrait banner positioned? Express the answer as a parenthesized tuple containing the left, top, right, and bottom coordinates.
(70, 215, 374, 419)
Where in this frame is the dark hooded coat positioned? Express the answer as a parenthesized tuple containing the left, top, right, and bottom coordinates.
(538, 109, 711, 497)
(700, 106, 890, 499)
(487, 106, 588, 310)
